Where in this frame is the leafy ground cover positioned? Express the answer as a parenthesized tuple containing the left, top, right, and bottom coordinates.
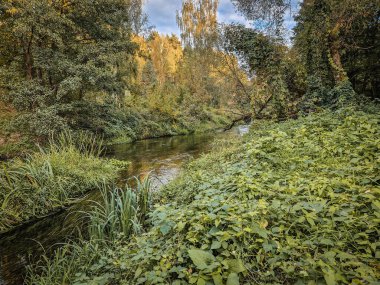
(27, 107, 380, 285)
(0, 133, 127, 233)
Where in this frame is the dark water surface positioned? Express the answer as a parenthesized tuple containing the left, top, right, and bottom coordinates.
(0, 126, 249, 285)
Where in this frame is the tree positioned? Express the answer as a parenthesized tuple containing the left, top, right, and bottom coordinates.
(231, 0, 292, 35)
(176, 0, 219, 49)
(149, 33, 183, 85)
(294, 0, 380, 97)
(0, 0, 141, 111)
(224, 24, 306, 119)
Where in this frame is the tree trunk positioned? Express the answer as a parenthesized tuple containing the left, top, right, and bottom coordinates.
(24, 28, 34, 80)
(24, 50, 33, 80)
(329, 22, 348, 83)
(224, 113, 252, 131)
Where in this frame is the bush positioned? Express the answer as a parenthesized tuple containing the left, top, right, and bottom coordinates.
(301, 77, 358, 112)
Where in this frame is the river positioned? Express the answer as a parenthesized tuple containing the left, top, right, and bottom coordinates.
(0, 125, 249, 285)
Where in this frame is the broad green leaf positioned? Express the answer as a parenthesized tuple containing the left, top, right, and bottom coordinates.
(188, 249, 216, 270)
(227, 259, 246, 273)
(160, 223, 171, 235)
(323, 268, 336, 285)
(134, 267, 143, 278)
(177, 221, 186, 232)
(226, 273, 239, 285)
(212, 273, 223, 285)
(211, 240, 222, 250)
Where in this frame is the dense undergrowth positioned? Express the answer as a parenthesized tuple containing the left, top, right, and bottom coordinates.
(0, 101, 34, 159)
(99, 105, 236, 144)
(0, 101, 236, 157)
(27, 106, 380, 285)
(0, 132, 127, 233)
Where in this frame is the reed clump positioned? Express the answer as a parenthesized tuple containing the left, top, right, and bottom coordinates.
(87, 176, 152, 241)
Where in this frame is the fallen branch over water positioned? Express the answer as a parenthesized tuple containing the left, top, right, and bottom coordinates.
(224, 113, 252, 131)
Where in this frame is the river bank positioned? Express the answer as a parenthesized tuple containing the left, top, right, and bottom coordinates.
(26, 107, 380, 285)
(0, 104, 240, 233)
(0, 132, 129, 235)
(0, 124, 249, 285)
(0, 103, 240, 160)
(0, 108, 241, 233)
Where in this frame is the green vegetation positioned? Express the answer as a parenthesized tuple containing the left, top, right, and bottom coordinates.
(0, 0, 378, 148)
(26, 107, 380, 284)
(87, 176, 152, 241)
(0, 0, 246, 150)
(0, 101, 33, 159)
(0, 132, 127, 233)
(102, 106, 236, 145)
(0, 0, 379, 284)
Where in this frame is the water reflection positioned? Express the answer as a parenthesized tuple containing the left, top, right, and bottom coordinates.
(0, 125, 248, 285)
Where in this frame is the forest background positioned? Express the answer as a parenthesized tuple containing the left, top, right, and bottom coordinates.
(0, 0, 378, 158)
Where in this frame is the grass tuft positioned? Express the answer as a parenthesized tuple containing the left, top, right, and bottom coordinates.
(0, 131, 124, 233)
(87, 176, 152, 241)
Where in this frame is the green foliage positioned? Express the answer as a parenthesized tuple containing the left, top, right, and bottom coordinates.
(0, 132, 126, 233)
(301, 79, 359, 111)
(9, 98, 236, 147)
(0, 0, 249, 146)
(26, 241, 113, 285)
(0, 0, 140, 111)
(231, 0, 291, 34)
(15, 105, 69, 137)
(293, 0, 334, 88)
(0, 101, 34, 158)
(27, 107, 380, 284)
(224, 24, 281, 74)
(224, 24, 305, 119)
(294, 0, 379, 98)
(87, 176, 152, 241)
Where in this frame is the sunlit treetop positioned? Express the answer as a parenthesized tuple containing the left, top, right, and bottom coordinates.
(176, 0, 219, 49)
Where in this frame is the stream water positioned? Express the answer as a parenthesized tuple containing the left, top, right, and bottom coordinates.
(0, 125, 249, 285)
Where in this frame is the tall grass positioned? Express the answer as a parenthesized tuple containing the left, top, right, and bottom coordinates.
(87, 176, 152, 241)
(47, 131, 104, 158)
(26, 241, 106, 285)
(26, 176, 153, 285)
(0, 131, 120, 233)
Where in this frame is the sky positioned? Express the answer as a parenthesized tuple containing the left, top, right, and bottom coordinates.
(144, 0, 251, 36)
(144, 0, 298, 36)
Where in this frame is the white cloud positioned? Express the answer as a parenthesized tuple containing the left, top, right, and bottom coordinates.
(144, 0, 299, 36)
(144, 0, 182, 35)
(144, 0, 250, 35)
